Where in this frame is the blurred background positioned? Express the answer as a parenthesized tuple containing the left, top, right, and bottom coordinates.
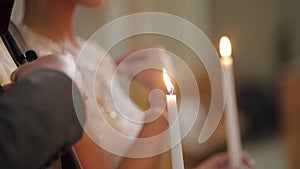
(74, 0, 300, 168)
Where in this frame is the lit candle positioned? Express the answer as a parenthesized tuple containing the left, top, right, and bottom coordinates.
(219, 36, 243, 168)
(163, 68, 185, 169)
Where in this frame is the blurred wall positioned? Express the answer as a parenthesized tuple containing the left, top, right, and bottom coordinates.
(75, 0, 300, 88)
(75, 0, 213, 95)
(212, 0, 282, 88)
(75, 0, 212, 39)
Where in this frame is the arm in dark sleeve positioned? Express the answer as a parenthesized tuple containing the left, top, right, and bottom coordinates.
(0, 69, 86, 169)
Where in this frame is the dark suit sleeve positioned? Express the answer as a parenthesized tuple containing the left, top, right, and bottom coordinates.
(0, 69, 86, 169)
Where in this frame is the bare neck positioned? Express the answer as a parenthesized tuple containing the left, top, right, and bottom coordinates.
(23, 0, 77, 42)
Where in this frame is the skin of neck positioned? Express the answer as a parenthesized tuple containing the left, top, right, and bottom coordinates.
(23, 0, 77, 42)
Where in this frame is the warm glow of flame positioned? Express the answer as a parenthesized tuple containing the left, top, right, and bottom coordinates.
(219, 36, 232, 58)
(163, 68, 174, 94)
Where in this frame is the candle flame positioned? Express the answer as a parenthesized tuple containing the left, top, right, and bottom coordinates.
(219, 36, 232, 58)
(163, 68, 174, 94)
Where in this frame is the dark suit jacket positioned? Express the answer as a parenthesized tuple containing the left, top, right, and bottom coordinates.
(0, 69, 85, 169)
(0, 0, 14, 35)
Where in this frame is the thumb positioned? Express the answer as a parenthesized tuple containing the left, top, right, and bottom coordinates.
(10, 69, 19, 82)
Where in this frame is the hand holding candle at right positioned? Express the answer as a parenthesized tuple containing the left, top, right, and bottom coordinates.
(194, 152, 255, 169)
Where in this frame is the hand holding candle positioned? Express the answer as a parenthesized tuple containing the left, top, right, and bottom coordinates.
(219, 36, 243, 168)
(163, 68, 185, 169)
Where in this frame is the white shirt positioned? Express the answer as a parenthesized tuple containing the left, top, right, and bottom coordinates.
(0, 39, 17, 85)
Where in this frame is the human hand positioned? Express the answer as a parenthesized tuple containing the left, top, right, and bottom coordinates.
(117, 48, 173, 118)
(194, 152, 255, 169)
(1, 83, 13, 91)
(116, 48, 174, 90)
(10, 53, 83, 91)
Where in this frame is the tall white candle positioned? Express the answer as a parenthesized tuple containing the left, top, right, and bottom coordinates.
(163, 68, 185, 169)
(219, 36, 242, 168)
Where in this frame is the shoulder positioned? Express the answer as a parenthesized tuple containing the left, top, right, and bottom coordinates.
(76, 38, 116, 71)
(77, 38, 107, 60)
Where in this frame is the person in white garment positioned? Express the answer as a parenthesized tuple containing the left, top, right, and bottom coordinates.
(10, 0, 255, 169)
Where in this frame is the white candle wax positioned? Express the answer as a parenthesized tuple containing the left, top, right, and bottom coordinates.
(219, 36, 242, 168)
(221, 57, 242, 168)
(163, 68, 185, 169)
(166, 94, 185, 169)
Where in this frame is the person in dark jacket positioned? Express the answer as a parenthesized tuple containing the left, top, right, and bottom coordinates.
(0, 0, 86, 168)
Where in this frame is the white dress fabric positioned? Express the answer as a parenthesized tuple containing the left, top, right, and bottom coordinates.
(20, 26, 144, 168)
(0, 39, 17, 85)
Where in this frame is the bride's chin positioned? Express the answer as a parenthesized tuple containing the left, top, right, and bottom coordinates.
(79, 0, 104, 8)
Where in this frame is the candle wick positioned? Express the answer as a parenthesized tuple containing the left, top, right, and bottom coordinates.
(170, 87, 174, 95)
